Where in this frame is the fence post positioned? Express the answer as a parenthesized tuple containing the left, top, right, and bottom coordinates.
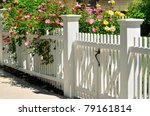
(118, 19, 144, 98)
(0, 9, 6, 66)
(61, 15, 81, 98)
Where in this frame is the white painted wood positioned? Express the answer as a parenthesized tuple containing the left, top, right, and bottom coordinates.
(143, 54, 147, 99)
(61, 15, 81, 97)
(118, 19, 144, 99)
(148, 55, 150, 99)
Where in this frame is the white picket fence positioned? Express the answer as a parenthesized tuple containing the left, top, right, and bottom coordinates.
(74, 33, 120, 98)
(2, 30, 64, 91)
(0, 14, 150, 99)
(130, 37, 150, 99)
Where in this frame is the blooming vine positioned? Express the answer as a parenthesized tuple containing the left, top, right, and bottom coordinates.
(1, 0, 125, 64)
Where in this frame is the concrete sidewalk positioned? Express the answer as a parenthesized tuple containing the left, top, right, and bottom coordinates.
(0, 69, 63, 99)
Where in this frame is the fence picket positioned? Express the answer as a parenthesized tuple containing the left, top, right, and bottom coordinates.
(148, 55, 150, 99)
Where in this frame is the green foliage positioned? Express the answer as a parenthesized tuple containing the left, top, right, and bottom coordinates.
(1, 0, 125, 65)
(127, 0, 150, 24)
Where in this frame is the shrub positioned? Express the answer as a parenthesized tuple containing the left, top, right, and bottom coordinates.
(127, 0, 150, 36)
(1, 0, 125, 64)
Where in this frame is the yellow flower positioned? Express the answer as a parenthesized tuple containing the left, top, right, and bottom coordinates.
(96, 3, 101, 8)
(103, 20, 109, 25)
(115, 11, 120, 16)
(119, 13, 125, 17)
(115, 11, 125, 17)
(106, 10, 114, 16)
(109, 25, 116, 32)
(104, 26, 110, 32)
(108, 0, 115, 5)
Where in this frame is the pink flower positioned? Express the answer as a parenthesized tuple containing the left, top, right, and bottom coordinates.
(72, 8, 76, 11)
(85, 19, 94, 24)
(88, 11, 93, 15)
(2, 0, 6, 2)
(26, 31, 30, 35)
(9, 31, 14, 35)
(4, 38, 10, 43)
(17, 9, 23, 14)
(56, 1, 61, 4)
(72, 4, 81, 11)
(96, 15, 103, 19)
(59, 4, 64, 10)
(94, 8, 102, 12)
(2, 34, 6, 38)
(86, 7, 92, 10)
(47, 0, 51, 2)
(45, 19, 51, 24)
(109, 18, 112, 21)
(24, 15, 31, 19)
(51, 14, 57, 16)
(38, 5, 42, 9)
(55, 20, 60, 25)
(92, 27, 97, 32)
(55, 20, 63, 26)
(36, 16, 41, 20)
(38, 9, 43, 13)
(59, 22, 63, 26)
(24, 41, 30, 47)
(75, 4, 81, 9)
(42, 8, 47, 11)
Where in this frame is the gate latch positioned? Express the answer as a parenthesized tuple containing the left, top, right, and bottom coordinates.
(95, 48, 101, 66)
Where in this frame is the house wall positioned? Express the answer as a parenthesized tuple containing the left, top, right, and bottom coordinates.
(99, 0, 133, 11)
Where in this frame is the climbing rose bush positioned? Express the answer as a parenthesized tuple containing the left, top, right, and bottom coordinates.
(1, 0, 125, 64)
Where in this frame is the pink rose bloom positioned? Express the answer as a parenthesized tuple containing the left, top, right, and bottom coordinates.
(55, 20, 60, 25)
(75, 4, 81, 9)
(9, 31, 14, 35)
(59, 4, 64, 9)
(4, 38, 10, 43)
(45, 19, 51, 24)
(96, 15, 103, 19)
(38, 5, 42, 9)
(85, 19, 94, 24)
(55, 20, 63, 26)
(92, 27, 97, 32)
(2, 34, 6, 38)
(2, 0, 6, 2)
(59, 22, 63, 26)
(52, 14, 57, 16)
(94, 8, 102, 12)
(109, 18, 112, 21)
(56, 1, 61, 4)
(88, 11, 93, 15)
(38, 9, 43, 13)
(24, 15, 31, 19)
(24, 41, 30, 47)
(42, 8, 47, 11)
(36, 16, 41, 20)
(85, 7, 91, 10)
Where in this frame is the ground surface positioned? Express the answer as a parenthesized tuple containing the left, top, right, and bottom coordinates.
(0, 69, 63, 99)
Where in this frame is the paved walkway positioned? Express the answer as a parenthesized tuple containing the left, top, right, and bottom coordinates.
(0, 69, 63, 99)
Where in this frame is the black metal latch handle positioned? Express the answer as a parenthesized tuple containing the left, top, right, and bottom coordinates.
(95, 48, 101, 66)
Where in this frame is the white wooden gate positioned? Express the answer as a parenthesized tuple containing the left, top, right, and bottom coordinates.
(74, 33, 121, 98)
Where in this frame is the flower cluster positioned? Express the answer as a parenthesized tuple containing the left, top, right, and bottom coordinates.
(1, 0, 125, 64)
(74, 1, 125, 34)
